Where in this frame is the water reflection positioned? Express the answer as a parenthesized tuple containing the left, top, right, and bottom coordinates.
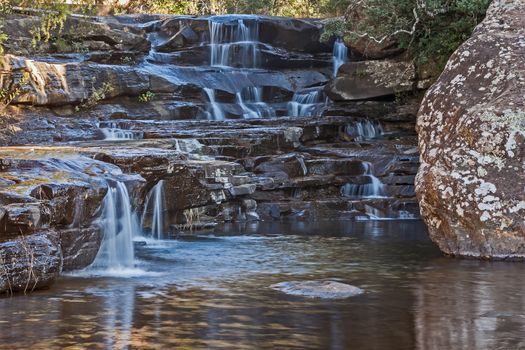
(1, 221, 525, 349)
(414, 259, 525, 350)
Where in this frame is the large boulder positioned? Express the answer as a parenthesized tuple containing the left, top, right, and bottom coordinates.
(325, 60, 416, 101)
(0, 232, 62, 294)
(416, 0, 525, 259)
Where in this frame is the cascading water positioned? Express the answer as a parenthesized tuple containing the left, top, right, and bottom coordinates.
(90, 181, 141, 271)
(287, 87, 326, 117)
(205, 17, 276, 120)
(141, 180, 166, 240)
(343, 119, 384, 141)
(210, 18, 259, 68)
(235, 87, 276, 119)
(99, 122, 142, 141)
(341, 163, 386, 198)
(332, 37, 348, 77)
(204, 88, 225, 120)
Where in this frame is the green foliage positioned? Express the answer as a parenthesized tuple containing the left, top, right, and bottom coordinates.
(0, 72, 30, 110)
(28, 2, 70, 47)
(112, 0, 350, 17)
(344, 0, 490, 72)
(320, 18, 345, 43)
(138, 91, 155, 103)
(76, 78, 115, 111)
(53, 37, 87, 53)
(0, 26, 8, 55)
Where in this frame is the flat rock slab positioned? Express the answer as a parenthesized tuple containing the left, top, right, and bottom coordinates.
(270, 280, 364, 299)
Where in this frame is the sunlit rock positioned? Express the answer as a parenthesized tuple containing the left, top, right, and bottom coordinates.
(416, 0, 525, 259)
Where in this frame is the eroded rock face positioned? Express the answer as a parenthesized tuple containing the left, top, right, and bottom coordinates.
(325, 60, 416, 101)
(416, 0, 525, 259)
(0, 232, 62, 294)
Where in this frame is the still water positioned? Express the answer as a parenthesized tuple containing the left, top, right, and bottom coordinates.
(1, 220, 525, 350)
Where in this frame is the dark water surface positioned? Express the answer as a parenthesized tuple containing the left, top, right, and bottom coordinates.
(1, 220, 525, 350)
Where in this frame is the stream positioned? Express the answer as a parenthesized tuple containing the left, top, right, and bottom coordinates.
(2, 220, 525, 349)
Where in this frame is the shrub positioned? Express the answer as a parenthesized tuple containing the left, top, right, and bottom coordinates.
(76, 78, 115, 111)
(343, 0, 490, 72)
(0, 72, 30, 110)
(139, 91, 155, 103)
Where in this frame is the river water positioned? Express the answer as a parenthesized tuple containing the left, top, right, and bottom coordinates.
(1, 220, 525, 350)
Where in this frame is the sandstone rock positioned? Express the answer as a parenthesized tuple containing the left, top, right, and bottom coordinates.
(2, 203, 42, 235)
(271, 280, 364, 299)
(229, 184, 256, 197)
(0, 232, 62, 294)
(155, 26, 200, 52)
(3, 14, 150, 56)
(59, 227, 103, 271)
(325, 60, 416, 101)
(416, 0, 525, 259)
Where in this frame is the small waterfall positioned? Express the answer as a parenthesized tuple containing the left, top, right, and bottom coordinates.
(99, 122, 142, 141)
(204, 88, 225, 120)
(343, 119, 383, 141)
(332, 37, 348, 77)
(209, 17, 259, 68)
(91, 181, 140, 270)
(235, 87, 276, 119)
(174, 139, 204, 154)
(287, 87, 326, 117)
(141, 180, 166, 240)
(341, 163, 386, 198)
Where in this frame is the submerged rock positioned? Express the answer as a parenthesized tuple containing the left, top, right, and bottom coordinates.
(271, 280, 364, 299)
(416, 0, 525, 259)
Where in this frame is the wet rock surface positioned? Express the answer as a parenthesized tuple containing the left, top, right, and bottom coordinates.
(416, 0, 525, 259)
(326, 60, 416, 101)
(0, 232, 62, 294)
(271, 280, 364, 299)
(0, 12, 424, 293)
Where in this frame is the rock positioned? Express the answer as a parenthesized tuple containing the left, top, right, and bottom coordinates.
(344, 2, 405, 59)
(325, 60, 416, 101)
(155, 16, 330, 54)
(155, 25, 200, 52)
(0, 232, 62, 294)
(416, 0, 525, 259)
(229, 184, 256, 197)
(3, 15, 150, 56)
(258, 17, 329, 53)
(59, 227, 103, 271)
(270, 280, 364, 299)
(2, 203, 42, 235)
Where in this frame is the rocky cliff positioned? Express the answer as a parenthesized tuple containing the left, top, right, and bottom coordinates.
(416, 0, 525, 259)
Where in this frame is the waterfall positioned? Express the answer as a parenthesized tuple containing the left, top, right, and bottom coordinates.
(341, 163, 386, 198)
(332, 38, 348, 77)
(174, 139, 204, 154)
(343, 119, 383, 141)
(205, 17, 277, 120)
(210, 17, 259, 68)
(91, 181, 140, 270)
(141, 180, 166, 240)
(99, 122, 142, 141)
(287, 87, 325, 117)
(204, 88, 225, 120)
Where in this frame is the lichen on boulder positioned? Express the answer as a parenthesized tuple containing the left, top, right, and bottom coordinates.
(416, 0, 525, 259)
